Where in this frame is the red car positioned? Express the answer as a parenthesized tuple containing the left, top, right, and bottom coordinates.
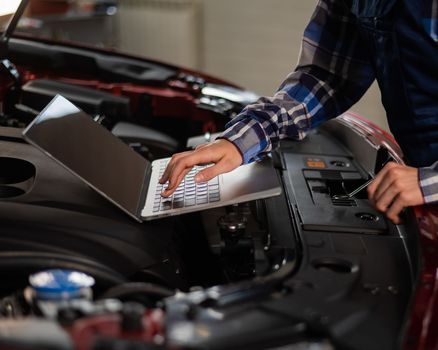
(0, 1, 436, 349)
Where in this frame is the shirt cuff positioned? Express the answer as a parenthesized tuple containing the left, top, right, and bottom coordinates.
(419, 167, 438, 204)
(217, 119, 270, 164)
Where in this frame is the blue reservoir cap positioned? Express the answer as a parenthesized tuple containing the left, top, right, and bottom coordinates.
(29, 269, 95, 300)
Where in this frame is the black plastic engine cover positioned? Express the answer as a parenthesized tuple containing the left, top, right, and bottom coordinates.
(0, 127, 186, 293)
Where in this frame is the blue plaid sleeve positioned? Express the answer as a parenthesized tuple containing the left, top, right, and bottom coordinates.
(220, 0, 375, 163)
(419, 161, 438, 203)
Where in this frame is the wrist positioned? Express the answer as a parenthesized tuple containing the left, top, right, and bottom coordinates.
(219, 120, 270, 164)
(214, 138, 244, 165)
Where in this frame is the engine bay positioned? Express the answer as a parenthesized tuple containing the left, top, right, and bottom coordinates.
(0, 113, 420, 349)
(0, 11, 426, 347)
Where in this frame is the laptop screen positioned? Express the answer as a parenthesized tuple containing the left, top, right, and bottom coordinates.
(23, 95, 149, 219)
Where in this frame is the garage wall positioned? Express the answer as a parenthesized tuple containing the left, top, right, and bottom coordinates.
(117, 0, 201, 69)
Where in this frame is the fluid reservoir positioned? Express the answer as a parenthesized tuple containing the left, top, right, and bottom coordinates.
(29, 269, 95, 301)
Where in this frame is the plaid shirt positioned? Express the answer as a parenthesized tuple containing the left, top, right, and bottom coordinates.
(221, 0, 438, 204)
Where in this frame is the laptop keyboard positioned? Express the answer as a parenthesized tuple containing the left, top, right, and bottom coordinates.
(153, 161, 221, 212)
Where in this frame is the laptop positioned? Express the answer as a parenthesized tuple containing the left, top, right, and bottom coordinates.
(22, 95, 282, 222)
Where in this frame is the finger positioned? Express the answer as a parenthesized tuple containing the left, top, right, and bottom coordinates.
(367, 177, 382, 203)
(162, 144, 222, 193)
(374, 185, 399, 213)
(373, 163, 406, 202)
(385, 195, 405, 224)
(165, 152, 211, 191)
(161, 140, 235, 190)
(194, 159, 236, 183)
(160, 158, 178, 184)
(367, 162, 397, 201)
(165, 160, 193, 192)
(160, 151, 193, 183)
(373, 172, 397, 204)
(161, 167, 191, 197)
(159, 163, 172, 184)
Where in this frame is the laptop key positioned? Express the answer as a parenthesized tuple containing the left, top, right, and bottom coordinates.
(173, 201, 184, 209)
(185, 199, 196, 207)
(161, 205, 172, 211)
(209, 194, 220, 202)
(161, 199, 172, 210)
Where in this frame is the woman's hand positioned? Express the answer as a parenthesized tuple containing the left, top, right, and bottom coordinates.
(160, 139, 243, 197)
(367, 162, 424, 224)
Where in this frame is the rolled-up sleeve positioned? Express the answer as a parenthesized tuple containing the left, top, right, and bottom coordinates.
(419, 161, 438, 204)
